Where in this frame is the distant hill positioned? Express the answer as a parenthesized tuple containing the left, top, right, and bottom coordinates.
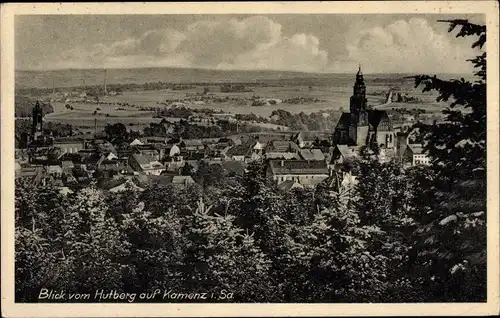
(15, 67, 471, 90)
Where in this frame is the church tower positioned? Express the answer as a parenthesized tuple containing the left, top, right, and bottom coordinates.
(348, 66, 369, 145)
(31, 100, 43, 140)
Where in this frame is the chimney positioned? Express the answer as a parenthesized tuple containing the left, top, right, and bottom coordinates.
(280, 160, 284, 167)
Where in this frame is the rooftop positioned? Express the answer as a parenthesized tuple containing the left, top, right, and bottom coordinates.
(268, 160, 329, 175)
(266, 140, 300, 153)
(299, 149, 325, 161)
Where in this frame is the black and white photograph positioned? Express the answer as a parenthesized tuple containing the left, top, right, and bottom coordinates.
(1, 1, 499, 317)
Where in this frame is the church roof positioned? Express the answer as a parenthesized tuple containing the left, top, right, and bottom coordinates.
(367, 110, 392, 131)
(335, 113, 351, 130)
(336, 145, 356, 158)
(335, 110, 392, 132)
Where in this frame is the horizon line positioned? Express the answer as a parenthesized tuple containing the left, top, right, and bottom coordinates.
(14, 66, 471, 76)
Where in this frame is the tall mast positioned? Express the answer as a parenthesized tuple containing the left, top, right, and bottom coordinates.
(104, 69, 107, 95)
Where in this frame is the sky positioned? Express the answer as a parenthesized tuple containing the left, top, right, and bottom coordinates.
(15, 14, 485, 74)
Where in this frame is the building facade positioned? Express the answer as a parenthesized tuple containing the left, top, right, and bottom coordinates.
(333, 67, 396, 151)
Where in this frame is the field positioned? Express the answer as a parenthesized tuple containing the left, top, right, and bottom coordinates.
(16, 67, 449, 131)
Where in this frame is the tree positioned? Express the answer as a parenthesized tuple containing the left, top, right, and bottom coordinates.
(104, 123, 129, 142)
(61, 186, 131, 294)
(194, 161, 226, 189)
(406, 19, 487, 301)
(120, 200, 184, 292)
(412, 19, 486, 184)
(285, 184, 388, 302)
(181, 199, 272, 302)
(181, 162, 196, 176)
(15, 181, 67, 301)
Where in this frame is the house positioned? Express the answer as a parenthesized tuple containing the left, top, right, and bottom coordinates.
(130, 138, 144, 146)
(299, 149, 325, 161)
(404, 144, 430, 166)
(103, 152, 118, 161)
(265, 140, 300, 153)
(330, 145, 357, 165)
(53, 138, 85, 154)
(96, 141, 118, 156)
(277, 180, 304, 191)
(145, 136, 168, 144)
(15, 161, 22, 174)
(165, 157, 185, 172)
(61, 160, 75, 172)
(266, 160, 330, 187)
(59, 187, 74, 196)
(247, 139, 266, 160)
(132, 144, 161, 161)
(225, 144, 249, 161)
(168, 144, 181, 157)
(264, 140, 300, 160)
(117, 148, 134, 161)
(321, 171, 359, 192)
(291, 131, 329, 148)
(147, 175, 196, 189)
(46, 165, 63, 177)
(84, 153, 105, 171)
(128, 154, 165, 175)
(99, 159, 124, 172)
(16, 166, 47, 186)
(180, 139, 205, 152)
(78, 149, 99, 160)
(216, 137, 235, 148)
(108, 179, 144, 193)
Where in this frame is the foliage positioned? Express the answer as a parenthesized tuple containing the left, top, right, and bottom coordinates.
(104, 123, 129, 143)
(270, 109, 341, 131)
(15, 96, 54, 118)
(406, 19, 487, 301)
(182, 199, 271, 301)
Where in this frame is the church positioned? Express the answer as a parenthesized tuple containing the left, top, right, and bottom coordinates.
(333, 67, 395, 151)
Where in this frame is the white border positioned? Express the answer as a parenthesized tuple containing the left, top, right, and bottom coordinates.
(2, 2, 499, 317)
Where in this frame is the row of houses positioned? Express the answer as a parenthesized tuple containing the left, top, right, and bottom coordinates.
(16, 126, 430, 193)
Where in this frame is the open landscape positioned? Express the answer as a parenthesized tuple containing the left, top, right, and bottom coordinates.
(16, 68, 450, 132)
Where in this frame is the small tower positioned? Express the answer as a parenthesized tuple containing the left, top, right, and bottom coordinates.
(350, 64, 368, 121)
(348, 65, 369, 145)
(31, 100, 43, 140)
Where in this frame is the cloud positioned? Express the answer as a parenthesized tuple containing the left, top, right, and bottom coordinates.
(179, 16, 282, 66)
(42, 16, 328, 72)
(334, 18, 479, 74)
(218, 33, 328, 72)
(40, 16, 479, 74)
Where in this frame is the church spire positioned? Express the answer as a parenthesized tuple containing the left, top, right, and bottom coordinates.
(357, 63, 362, 76)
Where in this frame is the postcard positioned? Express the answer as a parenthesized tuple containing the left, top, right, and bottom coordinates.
(1, 1, 499, 317)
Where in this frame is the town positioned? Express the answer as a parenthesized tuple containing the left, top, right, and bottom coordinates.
(15, 67, 431, 194)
